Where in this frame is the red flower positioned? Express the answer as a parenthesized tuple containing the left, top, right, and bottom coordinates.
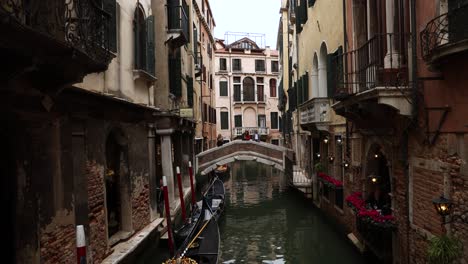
(318, 173, 343, 188)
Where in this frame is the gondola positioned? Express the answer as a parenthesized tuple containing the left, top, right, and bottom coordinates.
(166, 176, 225, 264)
(214, 164, 230, 181)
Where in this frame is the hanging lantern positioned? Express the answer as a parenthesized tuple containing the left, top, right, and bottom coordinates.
(323, 137, 329, 144)
(336, 135, 342, 145)
(343, 160, 350, 169)
(328, 155, 335, 163)
(432, 195, 453, 218)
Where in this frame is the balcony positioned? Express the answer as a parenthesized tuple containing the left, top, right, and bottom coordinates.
(233, 127, 269, 137)
(233, 94, 265, 105)
(332, 33, 412, 126)
(299, 97, 330, 131)
(166, 2, 189, 48)
(421, 4, 468, 65)
(0, 0, 113, 85)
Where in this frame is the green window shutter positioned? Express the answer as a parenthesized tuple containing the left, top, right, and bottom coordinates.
(104, 0, 117, 52)
(169, 50, 182, 97)
(219, 81, 228, 96)
(271, 112, 278, 129)
(298, 77, 303, 104)
(304, 72, 309, 101)
(187, 75, 194, 107)
(193, 25, 198, 63)
(221, 112, 229, 129)
(234, 115, 242, 127)
(234, 85, 241, 101)
(146, 15, 155, 75)
(327, 47, 342, 98)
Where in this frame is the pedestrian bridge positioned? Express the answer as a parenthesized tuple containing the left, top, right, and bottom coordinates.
(196, 140, 294, 175)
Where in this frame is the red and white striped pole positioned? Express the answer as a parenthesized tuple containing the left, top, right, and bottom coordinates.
(188, 161, 196, 206)
(176, 166, 187, 222)
(162, 176, 175, 256)
(76, 225, 86, 264)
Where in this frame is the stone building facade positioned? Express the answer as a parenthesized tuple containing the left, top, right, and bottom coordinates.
(1, 0, 206, 262)
(214, 35, 281, 145)
(279, 0, 468, 263)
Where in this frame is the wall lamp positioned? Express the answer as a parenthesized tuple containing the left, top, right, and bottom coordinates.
(433, 194, 468, 224)
(323, 137, 329, 144)
(368, 174, 380, 184)
(343, 160, 350, 169)
(328, 155, 335, 163)
(336, 135, 343, 145)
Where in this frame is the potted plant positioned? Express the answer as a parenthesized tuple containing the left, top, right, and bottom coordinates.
(427, 235, 463, 264)
(314, 162, 324, 174)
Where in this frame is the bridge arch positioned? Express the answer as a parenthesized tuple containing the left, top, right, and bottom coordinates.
(196, 140, 293, 175)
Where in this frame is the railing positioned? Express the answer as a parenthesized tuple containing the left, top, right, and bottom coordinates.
(335, 33, 409, 96)
(299, 97, 330, 125)
(234, 93, 267, 104)
(233, 127, 269, 137)
(167, 3, 189, 41)
(421, 4, 468, 60)
(0, 0, 112, 64)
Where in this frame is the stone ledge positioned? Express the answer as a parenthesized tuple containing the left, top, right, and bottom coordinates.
(102, 218, 164, 264)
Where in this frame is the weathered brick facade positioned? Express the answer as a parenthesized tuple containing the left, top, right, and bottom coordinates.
(87, 160, 109, 263)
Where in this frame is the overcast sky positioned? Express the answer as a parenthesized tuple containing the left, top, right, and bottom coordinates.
(209, 0, 281, 49)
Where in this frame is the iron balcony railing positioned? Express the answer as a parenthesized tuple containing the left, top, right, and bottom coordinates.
(233, 127, 269, 137)
(420, 4, 468, 61)
(299, 97, 330, 125)
(0, 0, 112, 65)
(335, 33, 409, 97)
(233, 96, 265, 103)
(167, 3, 189, 41)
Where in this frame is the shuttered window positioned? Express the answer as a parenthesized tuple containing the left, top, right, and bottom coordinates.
(234, 115, 242, 127)
(255, 60, 265, 72)
(219, 58, 227, 71)
(104, 0, 117, 52)
(234, 84, 241, 101)
(233, 59, 241, 71)
(169, 50, 182, 97)
(271, 112, 279, 129)
(270, 79, 277, 97)
(303, 72, 309, 102)
(327, 46, 343, 98)
(146, 15, 155, 76)
(220, 112, 229, 130)
(219, 81, 228, 96)
(134, 5, 146, 70)
(187, 75, 194, 107)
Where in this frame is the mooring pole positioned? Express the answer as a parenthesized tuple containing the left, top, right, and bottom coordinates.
(176, 166, 187, 222)
(188, 161, 196, 206)
(163, 176, 175, 256)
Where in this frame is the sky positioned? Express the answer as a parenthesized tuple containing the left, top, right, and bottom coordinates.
(209, 0, 282, 49)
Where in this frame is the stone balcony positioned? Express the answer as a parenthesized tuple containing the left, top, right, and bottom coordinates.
(299, 97, 331, 131)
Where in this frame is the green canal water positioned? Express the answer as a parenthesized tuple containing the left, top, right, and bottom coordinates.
(137, 161, 372, 264)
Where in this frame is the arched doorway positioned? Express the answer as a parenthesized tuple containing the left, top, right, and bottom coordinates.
(105, 128, 132, 240)
(362, 143, 393, 263)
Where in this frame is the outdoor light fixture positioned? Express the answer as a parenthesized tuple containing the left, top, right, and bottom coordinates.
(343, 160, 350, 169)
(432, 195, 468, 224)
(323, 137, 329, 144)
(374, 153, 379, 159)
(368, 174, 379, 183)
(336, 136, 343, 145)
(328, 155, 335, 163)
(316, 153, 321, 158)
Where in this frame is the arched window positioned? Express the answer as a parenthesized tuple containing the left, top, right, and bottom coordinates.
(269, 79, 277, 97)
(134, 4, 147, 70)
(318, 42, 328, 97)
(312, 53, 319, 98)
(243, 77, 255, 101)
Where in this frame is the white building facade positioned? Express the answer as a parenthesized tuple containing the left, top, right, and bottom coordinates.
(214, 37, 281, 145)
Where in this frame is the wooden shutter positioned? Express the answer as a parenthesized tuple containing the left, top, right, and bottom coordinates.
(146, 15, 155, 75)
(104, 0, 117, 52)
(187, 76, 194, 107)
(234, 115, 242, 127)
(221, 112, 229, 129)
(220, 81, 228, 96)
(327, 47, 342, 98)
(304, 72, 309, 101)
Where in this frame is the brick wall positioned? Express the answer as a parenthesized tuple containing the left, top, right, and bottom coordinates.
(87, 160, 109, 263)
(40, 224, 75, 264)
(132, 174, 150, 231)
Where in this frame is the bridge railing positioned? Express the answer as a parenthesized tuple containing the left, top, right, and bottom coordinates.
(233, 127, 269, 137)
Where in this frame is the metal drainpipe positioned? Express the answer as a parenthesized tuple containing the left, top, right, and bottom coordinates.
(405, 0, 418, 263)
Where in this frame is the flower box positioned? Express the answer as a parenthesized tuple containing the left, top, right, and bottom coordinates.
(317, 172, 343, 189)
(345, 192, 396, 229)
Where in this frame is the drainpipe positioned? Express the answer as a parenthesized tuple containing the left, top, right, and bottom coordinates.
(405, 0, 418, 263)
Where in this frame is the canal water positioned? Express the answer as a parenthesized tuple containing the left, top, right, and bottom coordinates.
(138, 161, 371, 263)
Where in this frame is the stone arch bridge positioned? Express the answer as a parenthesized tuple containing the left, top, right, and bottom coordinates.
(196, 140, 294, 175)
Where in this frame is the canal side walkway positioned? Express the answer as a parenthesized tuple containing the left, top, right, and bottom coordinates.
(101, 187, 193, 264)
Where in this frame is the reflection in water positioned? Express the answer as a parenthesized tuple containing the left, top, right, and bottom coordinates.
(219, 161, 368, 264)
